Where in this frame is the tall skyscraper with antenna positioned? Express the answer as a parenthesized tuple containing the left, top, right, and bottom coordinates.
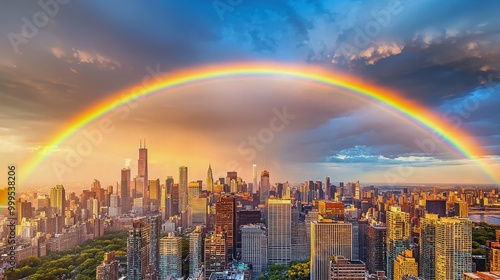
(138, 139, 148, 206)
(207, 164, 214, 193)
(260, 169, 270, 203)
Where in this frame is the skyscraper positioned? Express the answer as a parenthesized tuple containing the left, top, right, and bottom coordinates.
(260, 169, 270, 203)
(127, 219, 150, 280)
(188, 181, 201, 206)
(386, 206, 410, 280)
(138, 140, 148, 205)
(435, 217, 472, 280)
(121, 167, 131, 212)
(241, 224, 268, 276)
(189, 226, 205, 278)
(149, 214, 161, 275)
(311, 220, 353, 280)
(179, 166, 188, 212)
(204, 233, 227, 279)
(267, 198, 291, 265)
(394, 250, 418, 280)
(50, 185, 66, 216)
(207, 164, 214, 193)
(190, 197, 208, 227)
(419, 213, 438, 280)
(216, 196, 236, 259)
(252, 164, 257, 194)
(159, 233, 182, 279)
(149, 179, 160, 206)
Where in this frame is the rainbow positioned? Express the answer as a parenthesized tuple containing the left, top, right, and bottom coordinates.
(22, 62, 497, 184)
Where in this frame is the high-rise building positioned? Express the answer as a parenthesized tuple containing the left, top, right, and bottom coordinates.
(435, 217, 472, 280)
(426, 199, 447, 218)
(138, 141, 148, 205)
(354, 181, 361, 200)
(329, 256, 365, 280)
(127, 219, 150, 280)
(17, 199, 32, 225)
(205, 233, 227, 279)
(188, 181, 201, 206)
(419, 213, 438, 280)
(267, 198, 291, 265)
(149, 179, 161, 206)
(216, 196, 236, 259)
(159, 233, 182, 279)
(394, 250, 418, 280)
(207, 164, 214, 193)
(241, 224, 268, 276)
(171, 182, 179, 217)
(149, 214, 161, 275)
(190, 197, 208, 227)
(253, 164, 257, 194)
(121, 167, 131, 212)
(311, 220, 353, 280)
(189, 226, 205, 278)
(486, 240, 500, 272)
(386, 206, 410, 280)
(456, 201, 469, 218)
(179, 166, 188, 212)
(50, 185, 66, 216)
(260, 170, 270, 203)
(96, 251, 119, 280)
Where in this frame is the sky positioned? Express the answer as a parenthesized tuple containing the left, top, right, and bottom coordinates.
(1, 0, 500, 191)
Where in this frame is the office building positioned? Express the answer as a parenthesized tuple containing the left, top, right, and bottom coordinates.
(329, 256, 365, 280)
(241, 224, 267, 276)
(159, 233, 182, 279)
(216, 196, 236, 259)
(191, 197, 208, 227)
(179, 166, 188, 212)
(267, 198, 291, 265)
(435, 217, 472, 280)
(311, 220, 352, 280)
(205, 233, 227, 279)
(127, 219, 150, 280)
(189, 226, 205, 278)
(419, 213, 438, 279)
(50, 185, 66, 216)
(394, 250, 418, 280)
(386, 206, 410, 280)
(366, 224, 387, 273)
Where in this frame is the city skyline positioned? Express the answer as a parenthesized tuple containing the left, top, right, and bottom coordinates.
(2, 1, 500, 188)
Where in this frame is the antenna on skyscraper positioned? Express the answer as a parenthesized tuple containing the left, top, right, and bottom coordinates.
(140, 139, 142, 148)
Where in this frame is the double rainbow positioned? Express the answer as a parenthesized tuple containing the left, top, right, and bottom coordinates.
(22, 62, 497, 184)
